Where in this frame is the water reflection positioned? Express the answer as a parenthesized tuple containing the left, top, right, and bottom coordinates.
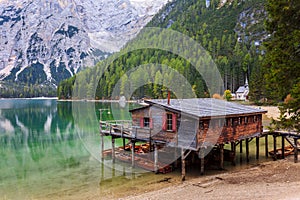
(0, 99, 146, 199)
(0, 99, 99, 199)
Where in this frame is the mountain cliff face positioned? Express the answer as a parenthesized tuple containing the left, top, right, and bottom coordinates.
(0, 0, 169, 88)
(57, 0, 269, 100)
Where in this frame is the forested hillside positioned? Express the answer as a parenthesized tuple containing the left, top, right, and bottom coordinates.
(58, 0, 268, 100)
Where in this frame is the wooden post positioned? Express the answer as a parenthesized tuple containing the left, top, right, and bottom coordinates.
(123, 138, 126, 150)
(101, 134, 104, 160)
(200, 149, 205, 175)
(112, 137, 115, 163)
(246, 138, 249, 163)
(240, 140, 243, 163)
(265, 135, 269, 157)
(101, 158, 104, 181)
(121, 125, 123, 138)
(231, 142, 236, 166)
(256, 137, 259, 160)
(220, 144, 224, 170)
(273, 135, 277, 160)
(131, 141, 135, 167)
(240, 140, 243, 153)
(112, 162, 115, 177)
(294, 138, 298, 163)
(174, 148, 178, 168)
(154, 144, 158, 173)
(181, 148, 186, 181)
(281, 136, 285, 159)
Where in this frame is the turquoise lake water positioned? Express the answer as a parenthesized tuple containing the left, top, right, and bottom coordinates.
(0, 99, 275, 199)
(0, 99, 151, 199)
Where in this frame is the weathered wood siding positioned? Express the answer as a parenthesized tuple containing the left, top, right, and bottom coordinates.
(177, 115, 198, 149)
(131, 106, 177, 143)
(132, 106, 263, 149)
(197, 115, 263, 146)
(131, 107, 151, 127)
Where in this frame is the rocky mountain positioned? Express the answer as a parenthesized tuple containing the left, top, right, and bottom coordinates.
(57, 0, 269, 100)
(0, 0, 169, 89)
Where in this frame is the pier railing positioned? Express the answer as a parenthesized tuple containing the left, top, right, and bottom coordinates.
(100, 120, 153, 141)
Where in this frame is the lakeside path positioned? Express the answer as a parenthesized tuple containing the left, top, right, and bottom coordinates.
(126, 158, 300, 200)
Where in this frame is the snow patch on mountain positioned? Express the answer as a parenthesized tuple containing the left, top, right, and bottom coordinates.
(0, 0, 169, 85)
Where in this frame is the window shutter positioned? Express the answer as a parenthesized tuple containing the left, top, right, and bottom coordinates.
(162, 114, 167, 131)
(140, 118, 144, 128)
(150, 118, 153, 129)
(172, 114, 177, 132)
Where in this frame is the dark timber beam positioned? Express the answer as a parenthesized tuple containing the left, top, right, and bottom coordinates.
(240, 140, 243, 153)
(220, 144, 224, 170)
(154, 144, 158, 173)
(101, 134, 104, 160)
(231, 142, 236, 166)
(265, 135, 269, 157)
(181, 148, 186, 181)
(199, 149, 205, 175)
(273, 135, 277, 160)
(256, 137, 260, 160)
(240, 140, 243, 163)
(112, 137, 115, 163)
(131, 141, 135, 167)
(246, 138, 249, 163)
(294, 138, 298, 163)
(282, 136, 285, 159)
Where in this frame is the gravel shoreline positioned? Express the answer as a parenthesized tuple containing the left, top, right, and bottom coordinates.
(126, 158, 300, 200)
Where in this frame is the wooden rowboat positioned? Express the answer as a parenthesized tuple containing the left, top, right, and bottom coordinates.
(269, 146, 294, 158)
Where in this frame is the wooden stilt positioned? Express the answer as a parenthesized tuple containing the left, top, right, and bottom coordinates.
(112, 162, 115, 177)
(240, 140, 243, 163)
(174, 148, 178, 168)
(123, 165, 126, 176)
(240, 140, 243, 153)
(101, 159, 104, 181)
(231, 142, 236, 166)
(281, 136, 285, 159)
(112, 137, 115, 163)
(131, 141, 135, 167)
(256, 137, 259, 160)
(123, 138, 126, 150)
(246, 138, 249, 163)
(273, 135, 277, 160)
(154, 144, 158, 173)
(200, 149, 205, 175)
(101, 134, 104, 160)
(265, 135, 269, 157)
(181, 148, 186, 181)
(220, 144, 224, 170)
(294, 138, 298, 163)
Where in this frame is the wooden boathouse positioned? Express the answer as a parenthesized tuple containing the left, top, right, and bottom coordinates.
(100, 98, 267, 180)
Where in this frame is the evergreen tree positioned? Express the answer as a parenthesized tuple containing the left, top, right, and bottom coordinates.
(264, 0, 300, 131)
(263, 0, 300, 101)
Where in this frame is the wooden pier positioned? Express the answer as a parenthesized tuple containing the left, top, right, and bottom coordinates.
(262, 130, 300, 163)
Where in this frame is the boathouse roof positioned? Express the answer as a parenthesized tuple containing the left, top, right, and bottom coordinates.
(136, 98, 267, 118)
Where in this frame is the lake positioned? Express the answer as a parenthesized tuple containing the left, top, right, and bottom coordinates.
(0, 99, 158, 199)
(0, 99, 273, 199)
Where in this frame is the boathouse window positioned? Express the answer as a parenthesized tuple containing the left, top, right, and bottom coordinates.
(140, 117, 152, 128)
(254, 115, 257, 122)
(167, 114, 173, 131)
(144, 117, 150, 127)
(199, 121, 204, 130)
(163, 113, 177, 132)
